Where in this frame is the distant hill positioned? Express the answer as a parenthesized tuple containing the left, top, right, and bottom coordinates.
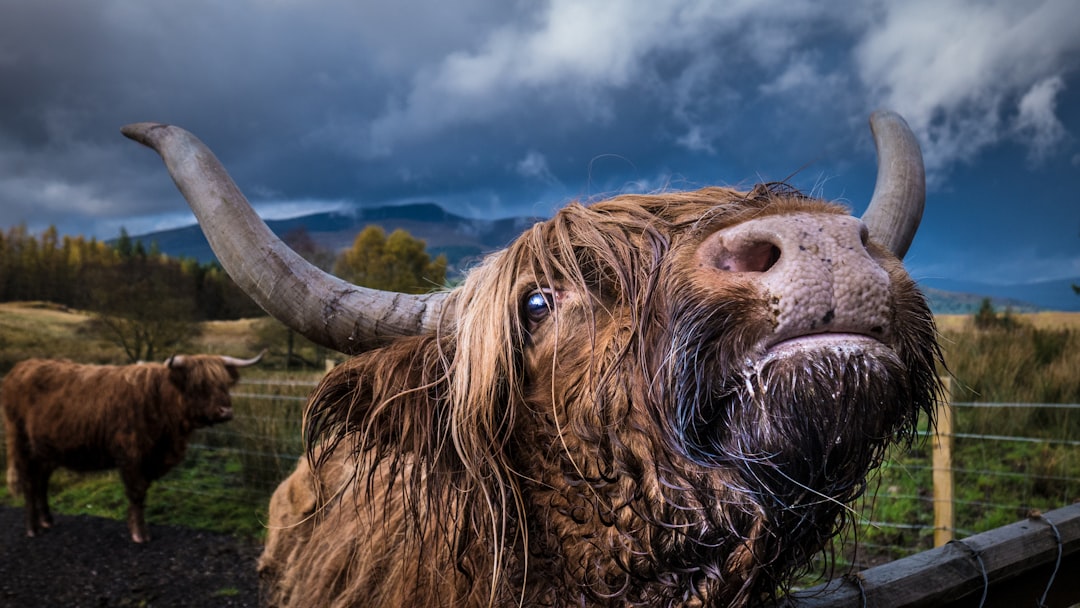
(129, 202, 1080, 313)
(919, 278, 1080, 314)
(131, 202, 542, 275)
(922, 287, 1040, 315)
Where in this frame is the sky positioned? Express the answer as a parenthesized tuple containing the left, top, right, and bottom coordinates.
(1, 0, 1078, 288)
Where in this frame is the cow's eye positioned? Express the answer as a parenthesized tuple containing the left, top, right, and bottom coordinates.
(524, 290, 555, 324)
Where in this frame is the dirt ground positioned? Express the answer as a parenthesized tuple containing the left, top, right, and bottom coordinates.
(0, 506, 262, 607)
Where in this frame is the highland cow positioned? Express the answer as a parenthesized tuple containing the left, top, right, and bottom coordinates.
(2, 353, 262, 543)
(123, 111, 942, 606)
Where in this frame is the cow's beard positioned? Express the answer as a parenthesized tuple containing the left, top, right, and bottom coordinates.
(649, 330, 935, 602)
(689, 340, 918, 503)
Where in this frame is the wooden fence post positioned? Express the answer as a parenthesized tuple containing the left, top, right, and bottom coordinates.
(932, 376, 955, 546)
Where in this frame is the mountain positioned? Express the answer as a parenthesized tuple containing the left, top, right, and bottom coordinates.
(129, 202, 1080, 313)
(132, 202, 542, 275)
(920, 278, 1080, 313)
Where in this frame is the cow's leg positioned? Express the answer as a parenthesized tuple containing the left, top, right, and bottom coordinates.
(120, 467, 151, 543)
(33, 464, 54, 530)
(19, 462, 39, 537)
(4, 426, 50, 536)
(23, 461, 53, 536)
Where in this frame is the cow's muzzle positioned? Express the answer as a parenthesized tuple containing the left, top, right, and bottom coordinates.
(695, 212, 893, 355)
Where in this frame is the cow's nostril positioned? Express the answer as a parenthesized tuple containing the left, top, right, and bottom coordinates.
(715, 240, 781, 273)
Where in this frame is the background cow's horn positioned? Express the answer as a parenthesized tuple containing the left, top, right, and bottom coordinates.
(122, 123, 449, 355)
(860, 110, 925, 260)
(220, 349, 266, 368)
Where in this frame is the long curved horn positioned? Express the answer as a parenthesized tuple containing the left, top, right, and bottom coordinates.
(860, 110, 925, 260)
(122, 123, 449, 355)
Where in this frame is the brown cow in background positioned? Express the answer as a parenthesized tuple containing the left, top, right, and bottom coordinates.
(2, 353, 262, 542)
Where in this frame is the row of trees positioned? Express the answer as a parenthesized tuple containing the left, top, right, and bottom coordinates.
(0, 223, 447, 363)
(0, 225, 262, 321)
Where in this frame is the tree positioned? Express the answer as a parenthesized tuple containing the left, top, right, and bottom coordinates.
(86, 259, 198, 362)
(1074, 228, 1079, 296)
(115, 227, 134, 259)
(973, 297, 1020, 331)
(284, 227, 335, 272)
(333, 226, 447, 294)
(252, 317, 327, 370)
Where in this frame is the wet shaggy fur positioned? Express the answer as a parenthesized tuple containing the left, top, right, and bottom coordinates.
(259, 185, 942, 607)
(3, 355, 246, 543)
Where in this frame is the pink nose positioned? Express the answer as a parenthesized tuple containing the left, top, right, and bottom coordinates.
(695, 212, 893, 345)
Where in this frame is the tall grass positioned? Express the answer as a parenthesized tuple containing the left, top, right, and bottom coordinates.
(944, 324, 1080, 408)
(941, 323, 1080, 531)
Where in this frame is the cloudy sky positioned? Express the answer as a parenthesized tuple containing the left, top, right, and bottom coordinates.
(1, 0, 1078, 287)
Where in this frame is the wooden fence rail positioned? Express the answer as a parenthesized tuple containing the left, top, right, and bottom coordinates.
(779, 502, 1080, 607)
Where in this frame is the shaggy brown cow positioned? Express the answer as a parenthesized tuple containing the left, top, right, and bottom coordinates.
(123, 112, 942, 606)
(2, 353, 262, 543)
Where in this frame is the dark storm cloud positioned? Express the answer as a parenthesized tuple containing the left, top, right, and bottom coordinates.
(0, 0, 1077, 284)
(0, 1, 531, 229)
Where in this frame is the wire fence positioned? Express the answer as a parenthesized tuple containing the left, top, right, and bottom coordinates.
(206, 377, 1080, 565)
(182, 375, 317, 496)
(844, 397, 1080, 567)
(2, 374, 1077, 564)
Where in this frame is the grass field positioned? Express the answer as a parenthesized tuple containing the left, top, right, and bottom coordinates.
(2, 301, 1079, 555)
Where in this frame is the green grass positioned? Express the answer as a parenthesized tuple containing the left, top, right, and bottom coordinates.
(0, 446, 275, 540)
(850, 433, 1078, 552)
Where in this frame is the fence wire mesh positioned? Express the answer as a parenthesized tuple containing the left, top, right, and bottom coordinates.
(1, 375, 1077, 565)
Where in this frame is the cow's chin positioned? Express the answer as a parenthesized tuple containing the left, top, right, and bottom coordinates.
(663, 334, 919, 586)
(685, 333, 915, 509)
